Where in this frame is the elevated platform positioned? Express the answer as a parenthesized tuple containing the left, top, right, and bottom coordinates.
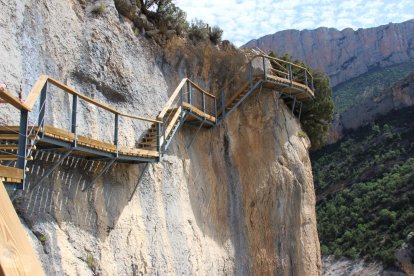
(0, 54, 314, 189)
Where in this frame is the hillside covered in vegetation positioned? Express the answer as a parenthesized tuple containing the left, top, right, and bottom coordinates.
(312, 105, 414, 267)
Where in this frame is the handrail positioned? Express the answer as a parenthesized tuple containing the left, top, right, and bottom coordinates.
(157, 78, 188, 120)
(0, 89, 31, 111)
(186, 79, 215, 99)
(1, 75, 161, 124)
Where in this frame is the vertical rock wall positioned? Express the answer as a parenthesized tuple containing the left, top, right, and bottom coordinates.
(0, 0, 321, 274)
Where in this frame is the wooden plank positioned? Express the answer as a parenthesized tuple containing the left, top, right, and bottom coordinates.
(119, 147, 159, 158)
(77, 135, 117, 152)
(0, 180, 45, 275)
(24, 75, 49, 110)
(43, 125, 75, 141)
(157, 78, 188, 120)
(0, 134, 19, 140)
(0, 89, 31, 111)
(182, 102, 216, 123)
(0, 155, 18, 161)
(0, 165, 23, 180)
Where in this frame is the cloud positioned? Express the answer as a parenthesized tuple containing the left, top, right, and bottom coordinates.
(175, 0, 414, 46)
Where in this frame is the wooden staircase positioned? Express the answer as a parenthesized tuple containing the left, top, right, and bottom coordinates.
(0, 54, 314, 190)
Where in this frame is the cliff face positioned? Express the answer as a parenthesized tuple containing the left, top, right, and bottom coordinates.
(327, 72, 414, 142)
(243, 20, 414, 87)
(0, 0, 320, 274)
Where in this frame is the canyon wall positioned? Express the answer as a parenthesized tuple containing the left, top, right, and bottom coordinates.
(243, 20, 414, 87)
(0, 0, 321, 274)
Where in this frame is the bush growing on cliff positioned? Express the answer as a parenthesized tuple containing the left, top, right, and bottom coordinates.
(268, 52, 334, 149)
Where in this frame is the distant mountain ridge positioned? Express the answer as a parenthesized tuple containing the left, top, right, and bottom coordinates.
(243, 20, 414, 87)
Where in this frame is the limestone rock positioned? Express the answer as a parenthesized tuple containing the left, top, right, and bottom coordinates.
(243, 20, 414, 87)
(0, 0, 321, 274)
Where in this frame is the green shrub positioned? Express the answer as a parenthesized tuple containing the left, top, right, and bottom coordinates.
(188, 19, 209, 42)
(209, 26, 223, 45)
(92, 3, 106, 14)
(86, 253, 96, 271)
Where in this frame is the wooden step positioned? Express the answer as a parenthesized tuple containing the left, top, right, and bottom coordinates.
(0, 155, 18, 161)
(0, 134, 19, 140)
(0, 165, 24, 181)
(138, 142, 157, 147)
(0, 144, 36, 150)
(0, 134, 38, 140)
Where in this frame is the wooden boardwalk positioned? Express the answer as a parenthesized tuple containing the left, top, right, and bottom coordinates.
(0, 54, 314, 189)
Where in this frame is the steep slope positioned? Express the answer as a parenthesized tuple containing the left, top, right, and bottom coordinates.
(243, 20, 414, 87)
(329, 71, 414, 142)
(312, 105, 414, 273)
(0, 0, 321, 274)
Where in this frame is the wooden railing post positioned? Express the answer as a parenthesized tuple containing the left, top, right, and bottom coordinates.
(17, 110, 28, 189)
(288, 64, 292, 85)
(38, 83, 47, 134)
(114, 113, 119, 156)
(262, 56, 267, 80)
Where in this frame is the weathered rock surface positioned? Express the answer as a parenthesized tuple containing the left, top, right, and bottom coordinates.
(0, 0, 321, 274)
(243, 20, 414, 87)
(327, 72, 414, 142)
(322, 256, 407, 276)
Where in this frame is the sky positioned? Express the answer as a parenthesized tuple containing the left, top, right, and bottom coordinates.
(175, 0, 414, 47)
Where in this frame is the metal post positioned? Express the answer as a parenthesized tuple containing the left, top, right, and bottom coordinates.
(156, 122, 161, 159)
(17, 110, 28, 189)
(162, 116, 166, 152)
(187, 81, 192, 105)
(292, 96, 296, 115)
(288, 64, 292, 84)
(262, 56, 267, 80)
(71, 94, 78, 147)
(202, 93, 205, 113)
(38, 83, 47, 133)
(299, 102, 303, 120)
(114, 113, 119, 156)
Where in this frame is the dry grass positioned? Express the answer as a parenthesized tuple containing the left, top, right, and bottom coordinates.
(163, 37, 247, 98)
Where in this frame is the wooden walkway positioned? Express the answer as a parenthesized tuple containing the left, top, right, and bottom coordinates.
(0, 54, 314, 189)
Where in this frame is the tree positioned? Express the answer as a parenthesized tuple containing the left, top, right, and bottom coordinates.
(268, 51, 334, 149)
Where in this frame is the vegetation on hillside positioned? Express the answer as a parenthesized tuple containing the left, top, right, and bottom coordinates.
(312, 106, 414, 266)
(269, 52, 335, 150)
(114, 0, 224, 45)
(333, 62, 414, 113)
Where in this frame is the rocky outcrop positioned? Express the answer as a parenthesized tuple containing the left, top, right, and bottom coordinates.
(327, 72, 414, 142)
(243, 20, 414, 87)
(0, 0, 321, 274)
